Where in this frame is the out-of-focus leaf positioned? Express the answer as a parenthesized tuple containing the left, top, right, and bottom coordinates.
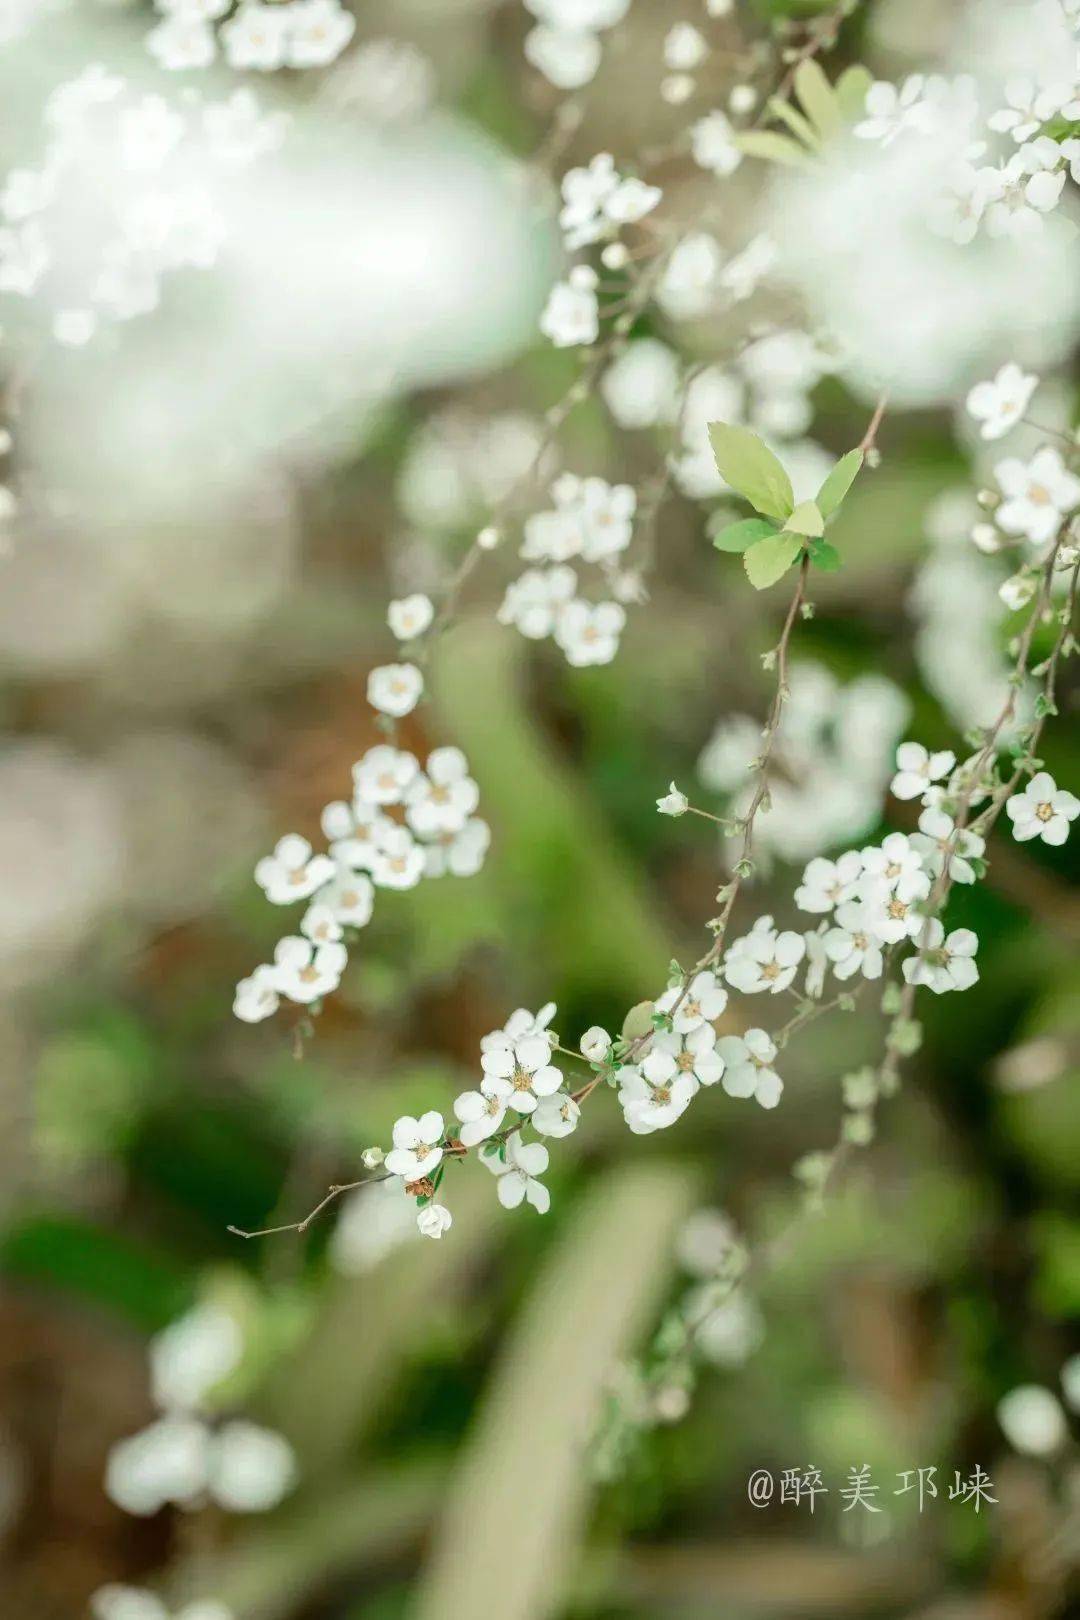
(794, 59, 843, 141)
(708, 423, 794, 522)
(0, 1215, 191, 1330)
(809, 539, 842, 572)
(735, 130, 813, 168)
(745, 532, 803, 589)
(836, 64, 874, 122)
(768, 94, 820, 150)
(411, 1163, 696, 1620)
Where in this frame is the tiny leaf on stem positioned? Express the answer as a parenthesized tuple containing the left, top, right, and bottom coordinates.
(708, 422, 795, 523)
(744, 532, 803, 590)
(816, 448, 864, 518)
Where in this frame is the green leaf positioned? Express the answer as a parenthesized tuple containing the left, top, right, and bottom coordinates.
(794, 59, 842, 141)
(816, 449, 864, 518)
(783, 499, 824, 538)
(767, 95, 820, 150)
(707, 423, 794, 522)
(836, 64, 873, 123)
(735, 130, 813, 169)
(713, 517, 780, 553)
(744, 532, 803, 590)
(808, 539, 842, 572)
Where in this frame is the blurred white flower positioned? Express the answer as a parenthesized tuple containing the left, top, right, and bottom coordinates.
(208, 1420, 296, 1512)
(997, 1384, 1068, 1455)
(367, 661, 423, 717)
(150, 1305, 243, 1413)
(994, 447, 1080, 547)
(540, 271, 599, 347)
(272, 936, 348, 1003)
(601, 338, 680, 428)
(387, 593, 434, 640)
(330, 1178, 416, 1273)
(691, 111, 742, 176)
(554, 598, 625, 665)
(255, 834, 335, 904)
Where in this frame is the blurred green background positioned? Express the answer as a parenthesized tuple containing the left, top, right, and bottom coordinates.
(0, 2, 1078, 1618)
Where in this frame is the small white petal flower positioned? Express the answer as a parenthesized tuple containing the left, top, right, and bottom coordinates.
(352, 745, 420, 806)
(902, 922, 979, 994)
(656, 782, 689, 817)
(385, 1110, 445, 1179)
(254, 834, 336, 905)
(912, 807, 984, 884)
(579, 1025, 612, 1062)
(554, 598, 626, 666)
(499, 564, 579, 639)
(369, 825, 426, 890)
(649, 1022, 726, 1087)
(417, 1203, 453, 1239)
(890, 740, 957, 801)
(532, 1091, 581, 1138)
(823, 900, 886, 981)
(482, 1130, 551, 1211)
(404, 746, 479, 838)
(285, 0, 356, 69)
(233, 964, 280, 1023)
(664, 22, 707, 71)
(300, 902, 344, 945)
(453, 1079, 511, 1147)
(367, 661, 423, 717)
(655, 969, 727, 1034)
(525, 26, 602, 92)
(794, 851, 864, 913)
(860, 832, 932, 902)
(207, 1421, 296, 1513)
(105, 1415, 211, 1516)
(149, 1305, 242, 1414)
(1005, 772, 1078, 846)
(272, 936, 347, 1004)
(995, 446, 1080, 549)
(220, 3, 290, 71)
(965, 363, 1038, 441)
(618, 1064, 696, 1134)
(387, 593, 434, 640)
(422, 817, 491, 878)
(539, 276, 599, 346)
(690, 110, 742, 176)
(481, 1033, 563, 1115)
(715, 1029, 782, 1109)
(723, 916, 805, 994)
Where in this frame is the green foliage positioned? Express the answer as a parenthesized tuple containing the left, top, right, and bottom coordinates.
(816, 447, 864, 517)
(739, 59, 874, 166)
(743, 531, 804, 589)
(707, 423, 795, 523)
(712, 516, 779, 553)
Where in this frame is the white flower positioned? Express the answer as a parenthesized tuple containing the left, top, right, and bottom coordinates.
(272, 936, 347, 1004)
(995, 447, 1080, 547)
(603, 176, 662, 228)
(233, 964, 279, 1023)
(803, 923, 829, 999)
(999, 570, 1038, 612)
(286, 0, 356, 69)
(656, 232, 724, 320)
(913, 807, 984, 884)
(405, 746, 479, 837)
(481, 1033, 563, 1115)
(483, 1131, 551, 1211)
(675, 1208, 739, 1276)
(323, 800, 395, 871)
(369, 825, 426, 890)
(656, 782, 689, 817)
(220, 4, 289, 71)
(367, 661, 423, 717)
(723, 916, 805, 995)
(385, 1111, 445, 1180)
(353, 744, 420, 806)
(601, 339, 680, 428)
(860, 832, 932, 902)
(997, 1384, 1067, 1456)
(150, 1305, 242, 1414)
(314, 867, 375, 929)
(655, 969, 727, 1034)
(690, 110, 742, 176)
(422, 818, 491, 878)
(866, 886, 925, 946)
(540, 274, 599, 347)
(578, 477, 635, 560)
(387, 593, 434, 640)
(254, 834, 335, 904)
(453, 1079, 511, 1147)
(147, 16, 218, 71)
(417, 1203, 453, 1240)
(105, 1415, 210, 1516)
(554, 598, 626, 666)
(891, 741, 957, 800)
(719, 232, 777, 302)
(92, 1586, 233, 1620)
(300, 902, 343, 945)
(715, 1029, 782, 1109)
(966, 363, 1038, 441)
(988, 78, 1070, 144)
(524, 27, 602, 91)
(823, 900, 886, 981)
(522, 503, 583, 563)
(481, 1002, 557, 1055)
(687, 1285, 763, 1367)
(647, 1023, 726, 1088)
(618, 1065, 696, 1134)
(854, 76, 932, 144)
(983, 150, 1067, 240)
(664, 22, 707, 71)
(579, 1025, 612, 1061)
(794, 851, 864, 913)
(902, 921, 979, 994)
(532, 1091, 581, 1137)
(1005, 772, 1079, 846)
(208, 1421, 296, 1512)
(499, 565, 578, 639)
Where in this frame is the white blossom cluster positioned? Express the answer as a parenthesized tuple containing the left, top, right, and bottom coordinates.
(698, 662, 910, 865)
(0, 71, 285, 344)
(854, 5, 1080, 247)
(498, 473, 636, 665)
(146, 0, 355, 74)
(96, 1303, 296, 1619)
(522, 0, 631, 93)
